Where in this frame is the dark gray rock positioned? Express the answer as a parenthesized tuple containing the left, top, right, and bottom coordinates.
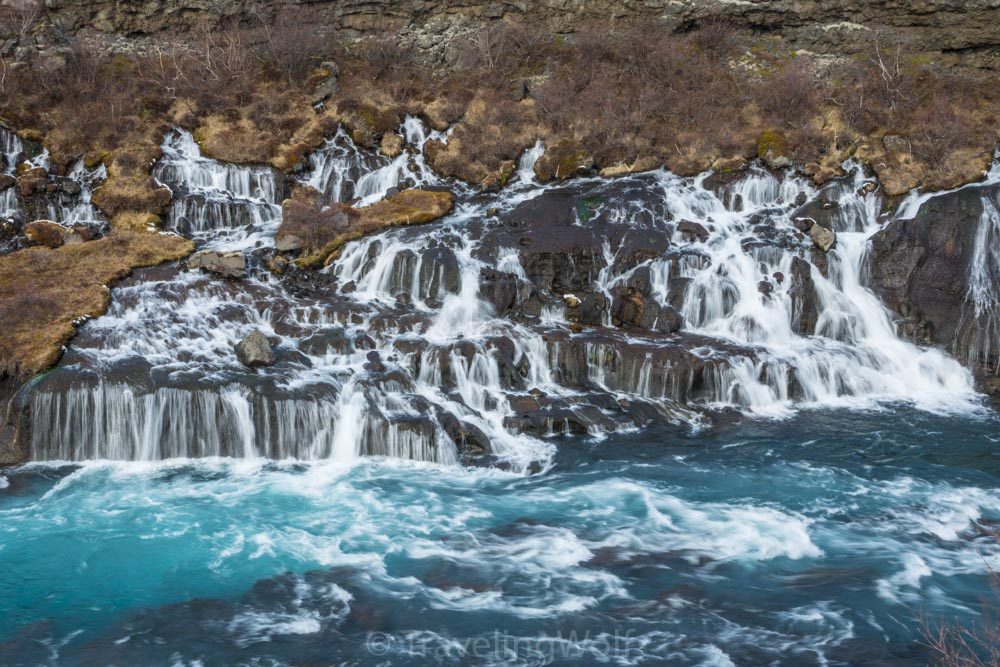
(869, 185, 997, 364)
(235, 330, 274, 368)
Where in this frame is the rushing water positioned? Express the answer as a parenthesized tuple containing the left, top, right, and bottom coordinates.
(3, 118, 1000, 664)
(22, 120, 996, 467)
(2, 410, 999, 665)
(0, 125, 105, 233)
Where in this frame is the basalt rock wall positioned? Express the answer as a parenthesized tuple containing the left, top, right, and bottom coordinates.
(18, 0, 1000, 70)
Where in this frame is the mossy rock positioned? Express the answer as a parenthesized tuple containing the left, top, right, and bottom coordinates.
(534, 140, 594, 182)
(294, 189, 455, 268)
(112, 211, 162, 231)
(757, 130, 790, 168)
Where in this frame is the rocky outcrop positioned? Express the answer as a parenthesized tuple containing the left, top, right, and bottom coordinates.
(869, 184, 999, 369)
(809, 223, 836, 252)
(280, 187, 454, 268)
(12, 0, 1000, 72)
(188, 249, 247, 279)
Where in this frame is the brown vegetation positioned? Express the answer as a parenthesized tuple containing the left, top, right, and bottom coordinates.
(278, 188, 455, 268)
(0, 11, 998, 379)
(2, 14, 996, 206)
(0, 232, 193, 378)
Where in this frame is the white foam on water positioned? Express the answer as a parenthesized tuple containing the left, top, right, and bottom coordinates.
(23, 121, 995, 472)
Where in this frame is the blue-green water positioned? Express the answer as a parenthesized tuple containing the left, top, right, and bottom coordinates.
(2, 407, 999, 666)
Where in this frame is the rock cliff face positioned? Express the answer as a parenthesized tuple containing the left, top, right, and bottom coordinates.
(29, 0, 1000, 70)
(869, 184, 1000, 373)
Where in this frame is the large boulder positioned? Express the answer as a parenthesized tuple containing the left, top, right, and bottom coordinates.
(235, 330, 274, 368)
(809, 223, 836, 252)
(188, 249, 246, 279)
(533, 139, 594, 182)
(868, 184, 996, 361)
(23, 220, 69, 248)
(788, 256, 819, 335)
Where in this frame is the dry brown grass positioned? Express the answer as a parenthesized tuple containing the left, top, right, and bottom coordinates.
(280, 188, 455, 268)
(0, 232, 193, 377)
(2, 15, 995, 206)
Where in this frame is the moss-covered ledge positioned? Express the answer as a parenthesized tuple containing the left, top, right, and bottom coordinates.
(276, 188, 455, 269)
(0, 232, 194, 378)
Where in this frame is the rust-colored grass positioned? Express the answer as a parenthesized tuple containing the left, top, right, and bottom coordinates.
(0, 232, 193, 377)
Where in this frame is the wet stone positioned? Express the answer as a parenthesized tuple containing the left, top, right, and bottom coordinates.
(235, 330, 275, 368)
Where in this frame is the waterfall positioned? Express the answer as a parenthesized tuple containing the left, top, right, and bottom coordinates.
(155, 128, 282, 248)
(957, 190, 1000, 371)
(45, 160, 107, 226)
(303, 116, 447, 206)
(1, 127, 23, 174)
(516, 139, 545, 185)
(21, 124, 991, 469)
(1, 127, 23, 221)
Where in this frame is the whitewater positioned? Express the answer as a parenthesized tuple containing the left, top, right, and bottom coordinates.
(1, 120, 999, 665)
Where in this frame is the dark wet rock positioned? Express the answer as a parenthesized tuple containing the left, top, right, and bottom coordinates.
(188, 249, 246, 279)
(299, 328, 353, 356)
(773, 271, 785, 284)
(869, 184, 997, 362)
(677, 219, 709, 242)
(743, 224, 802, 251)
(480, 182, 672, 319)
(793, 197, 839, 231)
(59, 179, 82, 196)
(364, 350, 385, 373)
(420, 246, 461, 297)
(788, 256, 818, 335)
(235, 330, 274, 368)
(437, 410, 491, 461)
(0, 174, 14, 192)
(610, 287, 683, 333)
(792, 217, 814, 234)
(565, 292, 608, 327)
(478, 268, 521, 315)
(758, 279, 774, 295)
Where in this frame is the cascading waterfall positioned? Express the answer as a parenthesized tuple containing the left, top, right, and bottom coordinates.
(23, 119, 992, 468)
(0, 125, 23, 173)
(0, 127, 23, 219)
(304, 115, 446, 205)
(616, 165, 977, 415)
(155, 129, 283, 248)
(44, 160, 107, 225)
(957, 180, 1000, 372)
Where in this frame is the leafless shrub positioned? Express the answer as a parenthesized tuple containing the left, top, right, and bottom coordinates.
(688, 16, 742, 60)
(919, 536, 1000, 666)
(759, 59, 820, 130)
(358, 36, 416, 82)
(251, 12, 330, 85)
(3, 0, 42, 39)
